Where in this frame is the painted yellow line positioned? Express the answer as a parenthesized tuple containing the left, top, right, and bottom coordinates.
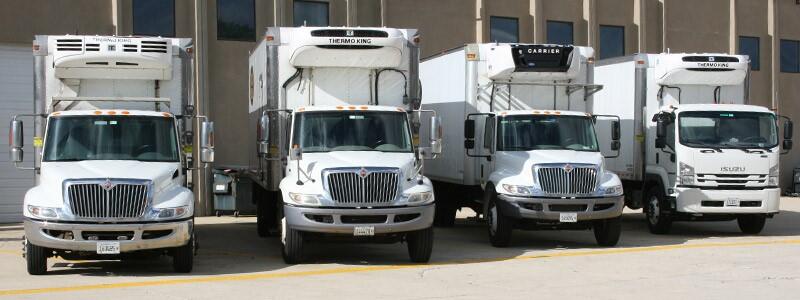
(1, 238, 799, 297)
(0, 249, 20, 256)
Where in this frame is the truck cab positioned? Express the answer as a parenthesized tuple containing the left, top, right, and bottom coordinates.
(10, 35, 213, 275)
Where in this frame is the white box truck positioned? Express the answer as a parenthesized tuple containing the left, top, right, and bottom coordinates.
(592, 53, 794, 234)
(246, 27, 442, 263)
(9, 35, 214, 275)
(421, 44, 624, 247)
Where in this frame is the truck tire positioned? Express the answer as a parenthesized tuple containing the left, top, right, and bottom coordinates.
(257, 200, 270, 237)
(406, 227, 434, 263)
(173, 234, 195, 273)
(281, 216, 305, 264)
(25, 241, 48, 275)
(433, 183, 457, 227)
(644, 185, 672, 234)
(593, 217, 622, 246)
(486, 189, 513, 247)
(737, 214, 767, 234)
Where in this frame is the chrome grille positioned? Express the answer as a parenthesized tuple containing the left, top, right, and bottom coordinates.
(537, 165, 598, 195)
(325, 168, 399, 205)
(66, 180, 150, 219)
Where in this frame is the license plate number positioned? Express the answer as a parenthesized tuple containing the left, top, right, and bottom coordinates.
(559, 213, 578, 223)
(96, 242, 120, 254)
(726, 198, 741, 207)
(353, 226, 375, 236)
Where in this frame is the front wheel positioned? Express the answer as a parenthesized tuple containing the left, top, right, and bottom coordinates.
(593, 217, 622, 246)
(172, 234, 195, 273)
(25, 241, 48, 275)
(486, 189, 513, 247)
(644, 186, 672, 234)
(737, 214, 767, 234)
(407, 227, 434, 263)
(280, 208, 305, 264)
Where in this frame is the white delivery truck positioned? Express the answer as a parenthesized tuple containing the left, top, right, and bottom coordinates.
(593, 53, 794, 234)
(421, 43, 624, 247)
(9, 35, 214, 275)
(246, 27, 441, 263)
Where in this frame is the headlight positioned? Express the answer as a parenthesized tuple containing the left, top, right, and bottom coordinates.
(602, 185, 624, 196)
(502, 184, 533, 195)
(679, 162, 695, 185)
(27, 205, 58, 219)
(152, 206, 190, 219)
(288, 193, 321, 206)
(768, 164, 779, 186)
(404, 191, 433, 205)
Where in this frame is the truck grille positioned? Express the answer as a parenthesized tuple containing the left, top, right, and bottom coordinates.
(324, 168, 399, 205)
(65, 180, 151, 219)
(537, 165, 598, 195)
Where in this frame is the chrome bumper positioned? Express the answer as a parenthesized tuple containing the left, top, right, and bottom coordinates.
(284, 204, 434, 235)
(497, 194, 624, 221)
(24, 219, 192, 252)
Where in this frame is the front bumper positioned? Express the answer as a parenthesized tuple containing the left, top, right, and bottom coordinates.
(284, 204, 434, 235)
(675, 187, 780, 214)
(497, 194, 624, 221)
(24, 218, 192, 252)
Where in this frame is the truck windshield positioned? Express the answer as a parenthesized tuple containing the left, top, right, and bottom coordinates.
(497, 115, 599, 151)
(678, 111, 778, 149)
(43, 116, 179, 162)
(292, 111, 412, 153)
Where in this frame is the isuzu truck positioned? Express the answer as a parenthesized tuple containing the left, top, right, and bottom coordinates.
(10, 35, 214, 274)
(246, 27, 441, 263)
(593, 53, 793, 234)
(421, 43, 624, 247)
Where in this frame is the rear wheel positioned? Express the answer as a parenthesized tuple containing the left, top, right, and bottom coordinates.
(644, 186, 672, 234)
(280, 207, 305, 264)
(486, 188, 513, 247)
(737, 214, 767, 234)
(433, 183, 457, 227)
(25, 241, 48, 275)
(407, 227, 434, 263)
(256, 200, 270, 237)
(172, 234, 195, 273)
(593, 217, 622, 246)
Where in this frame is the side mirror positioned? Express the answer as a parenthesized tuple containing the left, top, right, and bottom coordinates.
(784, 139, 793, 151)
(784, 120, 793, 140)
(656, 119, 666, 139)
(430, 116, 442, 155)
(258, 114, 270, 155)
(611, 120, 620, 141)
(464, 119, 475, 149)
(9, 120, 23, 163)
(200, 121, 215, 163)
(289, 144, 303, 161)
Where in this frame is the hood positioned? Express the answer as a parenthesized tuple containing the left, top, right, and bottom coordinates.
(684, 148, 776, 176)
(493, 149, 604, 185)
(291, 151, 416, 180)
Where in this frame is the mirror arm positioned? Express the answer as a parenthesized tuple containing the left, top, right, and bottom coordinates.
(13, 162, 38, 171)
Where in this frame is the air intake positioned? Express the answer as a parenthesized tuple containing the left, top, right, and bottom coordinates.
(56, 39, 82, 51)
(311, 29, 389, 38)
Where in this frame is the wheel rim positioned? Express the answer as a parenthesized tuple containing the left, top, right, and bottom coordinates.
(489, 203, 498, 235)
(648, 195, 660, 225)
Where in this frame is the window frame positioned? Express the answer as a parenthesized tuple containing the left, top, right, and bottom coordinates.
(489, 16, 520, 43)
(546, 20, 574, 45)
(598, 25, 625, 59)
(216, 0, 257, 42)
(293, 0, 330, 27)
(738, 36, 761, 71)
(132, 0, 176, 37)
(780, 39, 800, 73)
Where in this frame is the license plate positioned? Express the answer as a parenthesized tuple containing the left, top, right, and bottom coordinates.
(353, 226, 375, 236)
(726, 198, 741, 207)
(559, 213, 578, 223)
(96, 241, 120, 254)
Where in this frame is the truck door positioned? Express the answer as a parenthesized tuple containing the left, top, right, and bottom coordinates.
(466, 114, 496, 186)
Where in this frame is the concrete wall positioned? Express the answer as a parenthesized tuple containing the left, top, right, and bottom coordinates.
(778, 1, 800, 187)
(384, 0, 475, 58)
(542, 0, 586, 45)
(596, 0, 637, 56)
(664, 0, 730, 53)
(0, 0, 114, 43)
(736, 0, 771, 109)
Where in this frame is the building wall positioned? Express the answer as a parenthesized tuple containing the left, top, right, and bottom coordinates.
(541, 0, 586, 45)
(777, 0, 800, 187)
(0, 0, 114, 43)
(383, 0, 475, 58)
(736, 0, 771, 109)
(596, 0, 637, 56)
(664, 0, 730, 53)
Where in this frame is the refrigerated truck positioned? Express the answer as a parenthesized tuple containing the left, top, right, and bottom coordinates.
(246, 27, 442, 263)
(421, 43, 624, 247)
(9, 35, 215, 274)
(592, 53, 794, 234)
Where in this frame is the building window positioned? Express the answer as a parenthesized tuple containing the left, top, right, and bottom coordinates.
(739, 36, 760, 70)
(547, 21, 573, 45)
(489, 16, 519, 43)
(217, 0, 256, 41)
(294, 0, 329, 27)
(781, 39, 800, 73)
(133, 0, 175, 37)
(599, 25, 624, 59)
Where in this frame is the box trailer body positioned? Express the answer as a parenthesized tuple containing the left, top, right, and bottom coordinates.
(246, 27, 440, 263)
(421, 43, 624, 247)
(592, 53, 793, 234)
(10, 35, 214, 274)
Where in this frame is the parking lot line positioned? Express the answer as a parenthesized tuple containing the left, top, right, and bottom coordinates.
(1, 238, 799, 297)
